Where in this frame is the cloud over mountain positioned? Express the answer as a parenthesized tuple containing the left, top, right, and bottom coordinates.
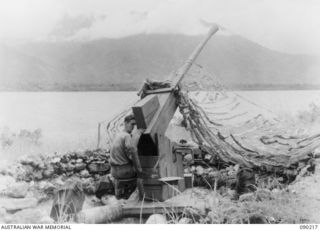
(1, 0, 320, 55)
(49, 14, 98, 40)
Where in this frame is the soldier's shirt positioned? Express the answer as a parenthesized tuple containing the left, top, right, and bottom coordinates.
(110, 131, 135, 166)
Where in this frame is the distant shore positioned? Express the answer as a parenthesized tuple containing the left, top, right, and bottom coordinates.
(1, 83, 320, 91)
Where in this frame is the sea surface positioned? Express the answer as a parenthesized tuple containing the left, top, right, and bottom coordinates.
(1, 90, 320, 162)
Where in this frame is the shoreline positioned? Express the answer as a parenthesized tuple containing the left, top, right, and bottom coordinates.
(1, 84, 320, 92)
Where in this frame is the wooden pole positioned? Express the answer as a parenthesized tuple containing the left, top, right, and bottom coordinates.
(172, 24, 219, 88)
(97, 122, 101, 149)
(136, 24, 220, 144)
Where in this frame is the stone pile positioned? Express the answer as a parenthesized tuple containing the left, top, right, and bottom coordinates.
(182, 152, 239, 191)
(0, 149, 111, 192)
(0, 149, 112, 201)
(0, 174, 53, 223)
(0, 149, 113, 223)
(181, 150, 312, 193)
(51, 149, 110, 179)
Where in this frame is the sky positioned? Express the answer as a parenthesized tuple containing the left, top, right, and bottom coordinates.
(0, 0, 320, 55)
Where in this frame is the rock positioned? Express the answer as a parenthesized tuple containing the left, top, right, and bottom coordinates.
(0, 207, 7, 217)
(67, 152, 74, 158)
(313, 148, 320, 158)
(58, 163, 67, 173)
(51, 176, 65, 186)
(146, 214, 167, 224)
(38, 162, 46, 170)
(3, 164, 19, 177)
(6, 209, 47, 224)
(0, 198, 38, 212)
(66, 163, 75, 172)
(94, 174, 101, 180)
(16, 165, 34, 182)
(74, 163, 86, 172)
(38, 181, 50, 189)
(33, 170, 43, 181)
(52, 163, 63, 175)
(51, 157, 61, 164)
(204, 154, 212, 162)
(239, 192, 255, 202)
(80, 169, 90, 178)
(183, 154, 193, 163)
(195, 166, 204, 176)
(66, 171, 73, 177)
(76, 158, 83, 163)
(0, 175, 15, 193)
(81, 177, 96, 194)
(60, 156, 69, 164)
(87, 162, 110, 173)
(101, 195, 118, 206)
(20, 154, 43, 168)
(178, 217, 193, 224)
(6, 182, 29, 198)
(255, 189, 273, 201)
(43, 165, 55, 178)
(184, 168, 191, 174)
(39, 181, 56, 195)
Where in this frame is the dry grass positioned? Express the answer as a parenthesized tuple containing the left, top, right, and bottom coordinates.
(51, 191, 77, 223)
(163, 176, 314, 224)
(164, 191, 309, 224)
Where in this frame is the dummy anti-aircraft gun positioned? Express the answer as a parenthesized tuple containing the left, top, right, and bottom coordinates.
(131, 24, 219, 201)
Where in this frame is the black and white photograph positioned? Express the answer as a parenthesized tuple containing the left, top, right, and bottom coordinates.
(0, 0, 320, 226)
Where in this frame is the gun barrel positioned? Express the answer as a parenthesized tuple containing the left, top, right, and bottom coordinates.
(172, 24, 219, 87)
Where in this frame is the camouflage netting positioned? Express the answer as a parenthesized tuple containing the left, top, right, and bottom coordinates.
(101, 64, 320, 173)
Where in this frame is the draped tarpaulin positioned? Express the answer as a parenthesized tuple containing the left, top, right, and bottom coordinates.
(103, 64, 320, 173)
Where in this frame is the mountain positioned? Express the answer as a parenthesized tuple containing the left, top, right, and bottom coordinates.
(0, 34, 319, 91)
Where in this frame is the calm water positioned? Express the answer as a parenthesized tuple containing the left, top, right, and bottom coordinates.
(1, 90, 320, 161)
